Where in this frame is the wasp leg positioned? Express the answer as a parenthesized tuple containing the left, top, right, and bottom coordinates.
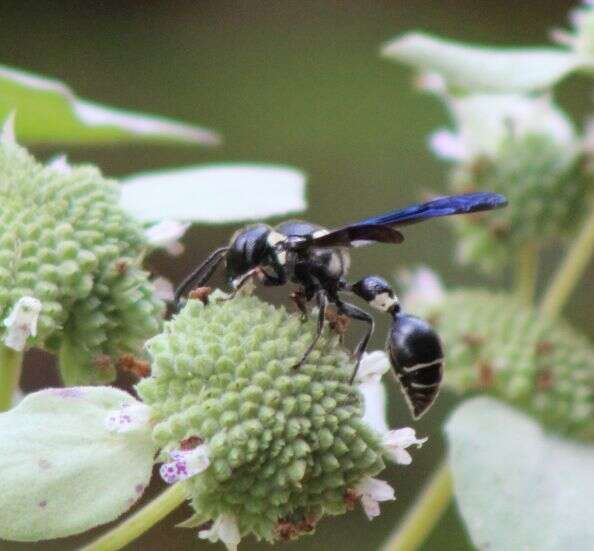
(334, 299, 375, 384)
(290, 288, 309, 321)
(174, 246, 229, 311)
(219, 265, 288, 303)
(217, 266, 263, 302)
(292, 290, 327, 370)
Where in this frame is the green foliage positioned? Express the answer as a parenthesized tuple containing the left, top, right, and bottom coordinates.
(0, 64, 219, 145)
(137, 293, 386, 542)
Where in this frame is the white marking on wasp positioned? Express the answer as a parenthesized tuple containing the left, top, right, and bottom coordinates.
(402, 358, 444, 373)
(312, 229, 329, 238)
(267, 230, 288, 265)
(370, 292, 399, 312)
(327, 252, 343, 276)
(410, 382, 440, 389)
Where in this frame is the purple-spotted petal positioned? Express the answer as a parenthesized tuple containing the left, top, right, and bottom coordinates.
(159, 444, 210, 484)
(104, 402, 151, 433)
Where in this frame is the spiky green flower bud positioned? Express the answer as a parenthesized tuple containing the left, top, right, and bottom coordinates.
(417, 289, 594, 441)
(0, 137, 164, 383)
(137, 293, 424, 546)
(451, 134, 590, 273)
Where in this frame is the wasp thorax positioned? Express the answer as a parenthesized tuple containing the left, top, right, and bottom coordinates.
(137, 292, 387, 543)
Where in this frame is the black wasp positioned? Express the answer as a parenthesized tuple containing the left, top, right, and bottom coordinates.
(175, 192, 507, 419)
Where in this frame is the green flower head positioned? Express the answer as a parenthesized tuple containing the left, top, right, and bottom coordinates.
(137, 292, 427, 549)
(427, 92, 592, 273)
(0, 121, 164, 384)
(402, 271, 594, 442)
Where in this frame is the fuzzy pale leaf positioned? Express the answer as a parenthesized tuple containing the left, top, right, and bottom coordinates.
(0, 387, 157, 541)
(383, 32, 580, 93)
(446, 397, 594, 551)
(120, 164, 306, 223)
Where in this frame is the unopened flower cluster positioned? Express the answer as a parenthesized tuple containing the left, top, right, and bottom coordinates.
(427, 90, 592, 273)
(136, 293, 426, 549)
(0, 135, 164, 382)
(410, 285, 594, 441)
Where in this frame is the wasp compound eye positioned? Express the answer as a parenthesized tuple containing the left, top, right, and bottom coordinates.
(388, 313, 444, 419)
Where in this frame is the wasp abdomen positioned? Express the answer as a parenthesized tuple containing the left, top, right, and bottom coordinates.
(388, 313, 443, 419)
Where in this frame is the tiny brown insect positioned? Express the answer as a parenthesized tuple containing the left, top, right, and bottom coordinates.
(189, 286, 213, 305)
(117, 353, 151, 378)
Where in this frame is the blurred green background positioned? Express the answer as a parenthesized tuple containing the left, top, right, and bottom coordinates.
(1, 1, 591, 550)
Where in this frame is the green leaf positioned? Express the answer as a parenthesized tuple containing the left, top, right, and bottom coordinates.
(0, 64, 220, 145)
(446, 397, 594, 551)
(382, 32, 581, 93)
(120, 164, 307, 223)
(0, 387, 158, 541)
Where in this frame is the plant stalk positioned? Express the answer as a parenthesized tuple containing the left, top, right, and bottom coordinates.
(80, 483, 188, 551)
(515, 241, 538, 304)
(382, 461, 453, 551)
(540, 203, 594, 320)
(0, 345, 23, 411)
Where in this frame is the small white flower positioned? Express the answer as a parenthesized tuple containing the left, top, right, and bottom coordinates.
(399, 266, 445, 312)
(551, 1, 594, 57)
(47, 155, 72, 174)
(360, 379, 389, 434)
(198, 514, 241, 551)
(428, 94, 577, 163)
(160, 443, 210, 484)
(383, 427, 428, 465)
(353, 476, 395, 520)
(145, 220, 190, 256)
(153, 276, 175, 302)
(415, 72, 447, 94)
(3, 296, 42, 351)
(104, 402, 151, 433)
(428, 129, 468, 161)
(0, 111, 16, 145)
(357, 351, 391, 434)
(355, 350, 390, 385)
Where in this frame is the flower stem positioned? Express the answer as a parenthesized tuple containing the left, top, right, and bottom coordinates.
(382, 461, 453, 551)
(58, 333, 87, 386)
(540, 202, 594, 320)
(80, 483, 188, 551)
(515, 241, 538, 304)
(0, 345, 23, 411)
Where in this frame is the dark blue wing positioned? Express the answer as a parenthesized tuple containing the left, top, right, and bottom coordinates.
(354, 192, 507, 227)
(287, 192, 507, 251)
